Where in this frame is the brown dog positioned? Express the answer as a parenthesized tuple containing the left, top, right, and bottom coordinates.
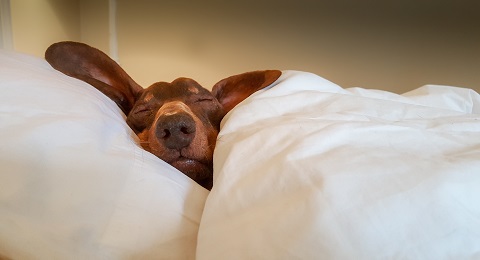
(45, 41, 281, 190)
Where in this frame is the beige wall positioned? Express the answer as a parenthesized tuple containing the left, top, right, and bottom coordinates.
(10, 0, 81, 56)
(7, 0, 480, 93)
(79, 0, 110, 55)
(9, 0, 109, 57)
(116, 0, 480, 93)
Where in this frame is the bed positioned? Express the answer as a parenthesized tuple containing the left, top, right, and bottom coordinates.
(1, 50, 479, 259)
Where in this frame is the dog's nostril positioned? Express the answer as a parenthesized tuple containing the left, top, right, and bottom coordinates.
(180, 123, 196, 134)
(180, 127, 189, 135)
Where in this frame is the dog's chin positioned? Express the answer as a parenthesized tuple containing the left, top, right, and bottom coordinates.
(170, 158, 212, 188)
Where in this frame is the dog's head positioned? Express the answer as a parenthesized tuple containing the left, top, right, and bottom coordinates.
(45, 41, 281, 190)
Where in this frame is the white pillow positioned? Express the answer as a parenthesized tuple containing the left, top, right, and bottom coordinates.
(0, 50, 208, 259)
(197, 70, 480, 259)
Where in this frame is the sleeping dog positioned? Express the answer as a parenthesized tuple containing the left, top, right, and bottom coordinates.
(45, 41, 281, 190)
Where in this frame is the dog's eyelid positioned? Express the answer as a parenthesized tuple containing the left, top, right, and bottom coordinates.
(194, 96, 214, 103)
(133, 104, 152, 114)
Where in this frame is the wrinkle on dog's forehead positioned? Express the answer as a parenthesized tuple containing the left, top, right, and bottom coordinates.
(149, 81, 207, 99)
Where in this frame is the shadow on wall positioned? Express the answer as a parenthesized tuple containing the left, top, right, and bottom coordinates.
(46, 0, 80, 40)
(116, 0, 480, 93)
(10, 0, 80, 56)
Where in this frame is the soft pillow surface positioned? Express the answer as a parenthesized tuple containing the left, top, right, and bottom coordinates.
(197, 70, 480, 259)
(0, 50, 208, 259)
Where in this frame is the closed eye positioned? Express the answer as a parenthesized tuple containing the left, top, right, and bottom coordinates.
(133, 105, 152, 115)
(195, 97, 214, 103)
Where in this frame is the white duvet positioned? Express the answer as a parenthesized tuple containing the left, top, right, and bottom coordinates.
(197, 71, 480, 259)
(1, 51, 479, 259)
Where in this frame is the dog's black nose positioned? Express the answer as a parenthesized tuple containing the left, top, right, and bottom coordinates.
(156, 113, 196, 150)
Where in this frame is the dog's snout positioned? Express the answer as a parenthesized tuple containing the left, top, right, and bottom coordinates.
(156, 113, 196, 150)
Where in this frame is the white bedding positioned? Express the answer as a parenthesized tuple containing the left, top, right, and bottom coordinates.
(197, 71, 480, 259)
(1, 51, 479, 259)
(0, 50, 208, 259)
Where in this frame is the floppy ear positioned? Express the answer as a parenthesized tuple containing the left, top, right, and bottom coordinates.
(212, 70, 281, 113)
(45, 41, 143, 114)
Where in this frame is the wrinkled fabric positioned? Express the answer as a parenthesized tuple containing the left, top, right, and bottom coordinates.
(0, 50, 208, 259)
(197, 70, 480, 259)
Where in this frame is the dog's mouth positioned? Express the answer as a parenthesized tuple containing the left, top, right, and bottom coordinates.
(138, 129, 214, 189)
(169, 156, 212, 182)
